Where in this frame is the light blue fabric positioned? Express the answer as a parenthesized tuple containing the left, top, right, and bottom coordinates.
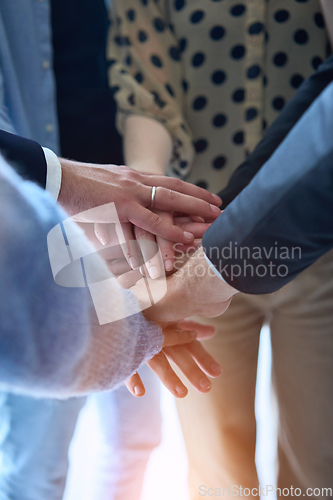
(0, 4, 161, 499)
(0, 1, 59, 151)
(0, 157, 163, 498)
(0, 394, 86, 500)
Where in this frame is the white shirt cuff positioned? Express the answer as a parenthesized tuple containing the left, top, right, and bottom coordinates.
(43, 147, 62, 200)
(204, 252, 226, 282)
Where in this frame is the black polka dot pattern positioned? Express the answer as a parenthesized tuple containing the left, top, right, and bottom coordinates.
(211, 70, 226, 85)
(230, 5, 246, 17)
(314, 12, 324, 28)
(210, 26, 226, 41)
(290, 74, 304, 88)
(247, 65, 261, 79)
(192, 52, 205, 67)
(212, 156, 227, 170)
(190, 10, 205, 24)
(194, 139, 208, 153)
(112, 0, 328, 185)
(193, 96, 207, 111)
(151, 54, 163, 68)
(272, 97, 285, 110)
(165, 83, 175, 97)
(273, 52, 288, 67)
(233, 131, 244, 144)
(154, 18, 166, 32)
(126, 9, 136, 22)
(138, 30, 148, 42)
(231, 45, 246, 59)
(245, 108, 258, 121)
(294, 29, 309, 44)
(248, 22, 264, 35)
(274, 10, 290, 23)
(174, 0, 185, 11)
(212, 114, 227, 127)
(232, 89, 245, 102)
(169, 46, 181, 61)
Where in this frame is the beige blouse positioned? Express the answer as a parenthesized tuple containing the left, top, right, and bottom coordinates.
(108, 0, 328, 192)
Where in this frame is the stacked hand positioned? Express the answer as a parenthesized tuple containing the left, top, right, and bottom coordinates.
(58, 159, 222, 265)
(126, 320, 222, 398)
(58, 159, 228, 398)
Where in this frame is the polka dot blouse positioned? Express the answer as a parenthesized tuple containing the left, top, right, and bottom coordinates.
(108, 0, 329, 192)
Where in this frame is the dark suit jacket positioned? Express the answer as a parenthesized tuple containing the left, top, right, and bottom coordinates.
(0, 130, 47, 188)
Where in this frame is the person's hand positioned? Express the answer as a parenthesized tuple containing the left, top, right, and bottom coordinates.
(125, 320, 222, 398)
(74, 217, 206, 279)
(57, 159, 222, 247)
(133, 213, 210, 279)
(141, 247, 238, 324)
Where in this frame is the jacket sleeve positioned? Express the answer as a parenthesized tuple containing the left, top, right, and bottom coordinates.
(218, 55, 333, 208)
(0, 158, 163, 398)
(202, 81, 333, 294)
(107, 0, 194, 176)
(0, 129, 47, 188)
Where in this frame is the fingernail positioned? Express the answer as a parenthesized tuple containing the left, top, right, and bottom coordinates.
(197, 216, 205, 223)
(211, 363, 222, 376)
(210, 204, 222, 215)
(129, 257, 138, 269)
(165, 260, 173, 271)
(184, 231, 194, 241)
(96, 233, 108, 246)
(213, 194, 222, 205)
(199, 378, 211, 391)
(175, 384, 187, 395)
(134, 386, 143, 396)
(148, 266, 160, 279)
(139, 266, 145, 276)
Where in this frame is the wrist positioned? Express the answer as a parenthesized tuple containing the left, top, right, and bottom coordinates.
(57, 158, 83, 214)
(128, 160, 165, 176)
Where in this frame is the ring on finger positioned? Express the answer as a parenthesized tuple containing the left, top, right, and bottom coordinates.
(150, 186, 157, 209)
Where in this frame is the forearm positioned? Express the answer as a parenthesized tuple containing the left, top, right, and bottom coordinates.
(0, 160, 163, 397)
(204, 82, 333, 294)
(124, 115, 172, 175)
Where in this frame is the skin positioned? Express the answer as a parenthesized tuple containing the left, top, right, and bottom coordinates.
(126, 247, 238, 396)
(78, 223, 226, 398)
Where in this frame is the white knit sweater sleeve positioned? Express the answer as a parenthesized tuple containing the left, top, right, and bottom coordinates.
(0, 157, 163, 398)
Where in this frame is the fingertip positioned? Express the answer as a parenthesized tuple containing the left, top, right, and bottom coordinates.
(129, 257, 139, 270)
(165, 259, 174, 272)
(95, 231, 108, 246)
(212, 194, 222, 206)
(210, 204, 222, 216)
(134, 385, 145, 397)
(183, 231, 194, 241)
(174, 384, 188, 398)
(210, 363, 223, 377)
(147, 265, 161, 279)
(199, 378, 212, 393)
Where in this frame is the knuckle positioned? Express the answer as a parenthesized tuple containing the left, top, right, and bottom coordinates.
(152, 351, 167, 365)
(134, 226, 148, 238)
(149, 213, 164, 230)
(170, 177, 183, 190)
(166, 188, 178, 201)
(122, 177, 137, 191)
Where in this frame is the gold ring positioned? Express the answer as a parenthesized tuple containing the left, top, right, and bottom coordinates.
(150, 186, 157, 209)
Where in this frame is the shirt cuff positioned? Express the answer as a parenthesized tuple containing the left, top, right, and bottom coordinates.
(43, 147, 62, 199)
(204, 252, 226, 282)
